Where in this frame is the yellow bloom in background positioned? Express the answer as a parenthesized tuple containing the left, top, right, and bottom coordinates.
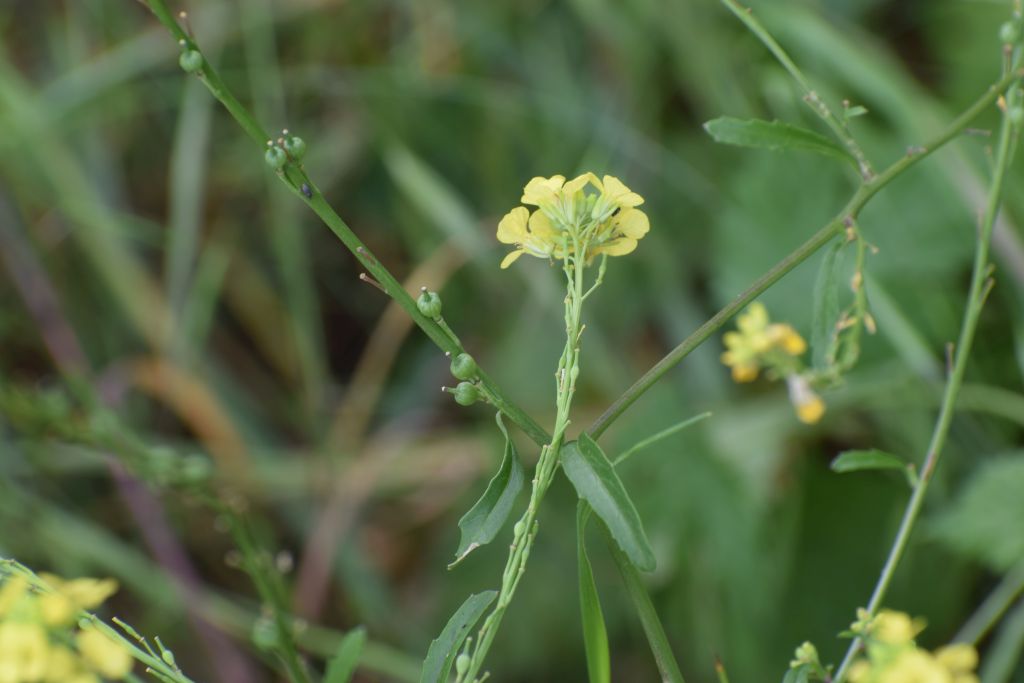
(0, 621, 49, 683)
(848, 609, 981, 683)
(38, 575, 118, 627)
(786, 375, 826, 425)
(720, 303, 808, 381)
(498, 172, 650, 267)
(76, 628, 132, 680)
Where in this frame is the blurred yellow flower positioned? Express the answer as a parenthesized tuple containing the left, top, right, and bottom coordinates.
(0, 621, 49, 683)
(76, 628, 132, 680)
(498, 173, 650, 267)
(848, 610, 980, 683)
(720, 303, 807, 382)
(786, 375, 826, 425)
(38, 575, 118, 627)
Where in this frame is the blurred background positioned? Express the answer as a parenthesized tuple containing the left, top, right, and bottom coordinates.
(2, 0, 1024, 681)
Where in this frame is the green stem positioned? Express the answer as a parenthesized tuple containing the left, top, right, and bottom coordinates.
(831, 71, 1020, 683)
(588, 66, 1021, 440)
(954, 561, 1024, 647)
(460, 251, 588, 683)
(718, 0, 873, 179)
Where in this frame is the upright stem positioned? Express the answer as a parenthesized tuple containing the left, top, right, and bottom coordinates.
(831, 70, 1020, 683)
(461, 251, 588, 683)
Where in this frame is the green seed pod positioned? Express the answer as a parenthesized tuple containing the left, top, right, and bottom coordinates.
(450, 353, 477, 381)
(456, 654, 471, 676)
(264, 145, 287, 170)
(161, 649, 177, 667)
(452, 381, 479, 406)
(1009, 106, 1024, 127)
(513, 521, 525, 537)
(417, 289, 442, 318)
(1000, 21, 1021, 45)
(178, 49, 204, 74)
(284, 136, 307, 160)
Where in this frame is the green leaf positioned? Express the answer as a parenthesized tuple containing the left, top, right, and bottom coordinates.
(577, 504, 610, 683)
(703, 117, 856, 166)
(830, 449, 907, 474)
(324, 627, 366, 683)
(844, 105, 869, 119)
(561, 434, 656, 572)
(449, 413, 525, 568)
(781, 666, 810, 683)
(420, 591, 497, 683)
(931, 456, 1024, 572)
(811, 239, 843, 371)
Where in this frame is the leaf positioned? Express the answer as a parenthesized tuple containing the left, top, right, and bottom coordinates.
(781, 666, 810, 683)
(931, 456, 1024, 571)
(420, 591, 497, 683)
(561, 434, 656, 572)
(830, 449, 906, 473)
(324, 627, 366, 683)
(811, 239, 843, 371)
(703, 117, 856, 166)
(577, 504, 610, 683)
(449, 413, 525, 568)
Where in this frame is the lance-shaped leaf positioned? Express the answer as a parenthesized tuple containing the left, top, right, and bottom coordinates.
(703, 117, 857, 167)
(831, 449, 915, 486)
(420, 591, 497, 683)
(811, 239, 844, 371)
(324, 627, 366, 683)
(577, 503, 611, 683)
(561, 434, 656, 572)
(449, 413, 525, 568)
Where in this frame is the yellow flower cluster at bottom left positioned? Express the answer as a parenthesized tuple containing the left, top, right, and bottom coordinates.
(0, 573, 132, 683)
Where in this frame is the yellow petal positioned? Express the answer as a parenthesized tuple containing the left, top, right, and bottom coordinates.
(528, 210, 557, 239)
(773, 325, 807, 355)
(563, 172, 598, 195)
(722, 331, 744, 350)
(795, 396, 825, 424)
(935, 644, 978, 673)
(593, 237, 637, 256)
(732, 363, 759, 383)
(500, 250, 525, 269)
(521, 175, 565, 206)
(0, 577, 28, 617)
(737, 302, 768, 334)
(600, 175, 644, 207)
(614, 208, 650, 239)
(496, 207, 529, 244)
(76, 628, 133, 680)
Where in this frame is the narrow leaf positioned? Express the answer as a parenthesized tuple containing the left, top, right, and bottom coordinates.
(324, 627, 366, 683)
(561, 434, 656, 572)
(830, 449, 906, 474)
(577, 504, 610, 683)
(449, 413, 525, 568)
(703, 117, 856, 166)
(420, 591, 497, 683)
(811, 239, 844, 371)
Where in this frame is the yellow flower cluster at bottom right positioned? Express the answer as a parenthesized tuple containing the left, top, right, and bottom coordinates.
(848, 610, 979, 683)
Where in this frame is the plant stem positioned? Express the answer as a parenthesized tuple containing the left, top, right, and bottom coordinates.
(460, 251, 588, 682)
(589, 66, 1021, 440)
(831, 70, 1020, 683)
(718, 0, 874, 179)
(954, 561, 1024, 647)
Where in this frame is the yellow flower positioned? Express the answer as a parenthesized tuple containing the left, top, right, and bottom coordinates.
(45, 645, 100, 683)
(720, 303, 809, 383)
(77, 627, 133, 680)
(38, 575, 118, 627)
(0, 577, 28, 618)
(873, 610, 925, 646)
(786, 375, 826, 424)
(878, 649, 947, 683)
(0, 621, 49, 683)
(498, 173, 649, 267)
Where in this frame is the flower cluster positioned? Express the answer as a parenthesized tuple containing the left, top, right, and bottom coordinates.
(721, 302, 824, 423)
(848, 609, 979, 683)
(496, 173, 650, 268)
(0, 573, 132, 682)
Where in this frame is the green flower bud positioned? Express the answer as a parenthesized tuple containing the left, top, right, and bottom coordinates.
(450, 353, 478, 380)
(161, 649, 177, 667)
(284, 136, 307, 160)
(251, 617, 279, 651)
(178, 50, 204, 74)
(1000, 21, 1021, 45)
(455, 654, 470, 676)
(417, 288, 443, 318)
(1009, 106, 1024, 127)
(513, 521, 525, 537)
(452, 381, 480, 406)
(264, 145, 287, 170)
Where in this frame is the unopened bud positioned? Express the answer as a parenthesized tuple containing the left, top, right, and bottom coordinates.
(264, 146, 287, 170)
(451, 382, 480, 406)
(450, 353, 478, 381)
(417, 288, 443, 318)
(178, 50, 203, 74)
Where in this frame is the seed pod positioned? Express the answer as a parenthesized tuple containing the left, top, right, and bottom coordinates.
(452, 381, 480, 406)
(178, 49, 203, 74)
(456, 654, 471, 676)
(264, 146, 287, 170)
(284, 136, 307, 160)
(450, 352, 477, 380)
(161, 649, 177, 667)
(417, 289, 442, 318)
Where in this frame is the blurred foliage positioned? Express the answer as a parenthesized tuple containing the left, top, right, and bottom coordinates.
(1, 0, 1023, 681)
